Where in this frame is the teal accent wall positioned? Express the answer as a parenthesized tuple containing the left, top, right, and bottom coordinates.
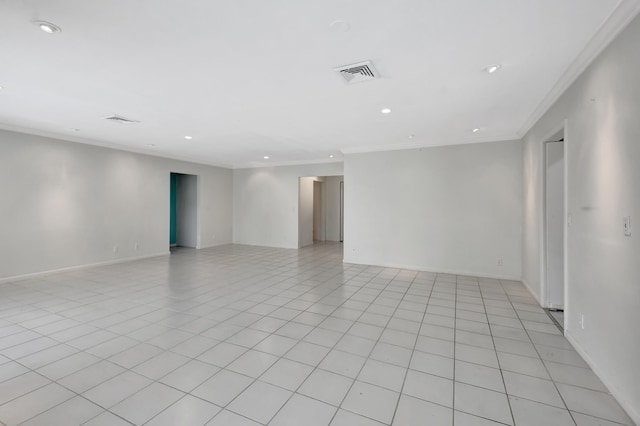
(170, 173, 177, 245)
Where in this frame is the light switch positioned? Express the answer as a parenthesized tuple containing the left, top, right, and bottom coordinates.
(624, 216, 631, 236)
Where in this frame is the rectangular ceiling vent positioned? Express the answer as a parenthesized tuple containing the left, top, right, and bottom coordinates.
(103, 114, 139, 124)
(334, 60, 380, 84)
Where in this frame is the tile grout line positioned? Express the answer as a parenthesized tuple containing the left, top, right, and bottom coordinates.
(499, 278, 583, 426)
(322, 268, 415, 425)
(483, 278, 517, 426)
(0, 245, 627, 426)
(115, 254, 365, 425)
(189, 262, 395, 424)
(388, 272, 437, 425)
(280, 267, 406, 426)
(2, 249, 342, 425)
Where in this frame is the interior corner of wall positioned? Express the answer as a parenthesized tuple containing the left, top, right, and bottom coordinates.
(521, 277, 542, 306)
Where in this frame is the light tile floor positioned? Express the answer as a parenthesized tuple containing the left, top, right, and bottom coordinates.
(0, 243, 634, 426)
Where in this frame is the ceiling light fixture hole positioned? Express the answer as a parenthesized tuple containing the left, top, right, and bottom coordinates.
(485, 64, 501, 74)
(330, 20, 350, 33)
(36, 21, 62, 34)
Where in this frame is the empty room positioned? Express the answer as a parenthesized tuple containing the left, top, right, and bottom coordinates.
(0, 1, 638, 425)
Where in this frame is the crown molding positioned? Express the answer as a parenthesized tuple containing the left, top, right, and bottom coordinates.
(0, 123, 234, 169)
(232, 158, 344, 170)
(516, 0, 640, 138)
(340, 134, 518, 155)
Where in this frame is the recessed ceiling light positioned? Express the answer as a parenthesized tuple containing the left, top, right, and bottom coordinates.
(472, 128, 480, 133)
(36, 21, 62, 34)
(147, 144, 156, 147)
(485, 64, 501, 74)
(408, 134, 415, 139)
(263, 156, 269, 160)
(184, 135, 193, 140)
(381, 108, 391, 114)
(329, 20, 350, 33)
(329, 154, 334, 158)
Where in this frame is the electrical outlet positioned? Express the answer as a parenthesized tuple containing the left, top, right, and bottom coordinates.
(113, 246, 119, 253)
(134, 243, 139, 250)
(497, 258, 503, 266)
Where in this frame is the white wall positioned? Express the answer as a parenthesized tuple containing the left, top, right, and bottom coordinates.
(233, 163, 344, 249)
(522, 14, 640, 423)
(544, 142, 565, 309)
(176, 173, 199, 248)
(325, 176, 344, 242)
(344, 140, 523, 279)
(298, 177, 315, 247)
(312, 180, 324, 242)
(0, 129, 233, 280)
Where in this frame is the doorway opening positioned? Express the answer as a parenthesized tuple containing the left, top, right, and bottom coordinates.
(543, 129, 565, 330)
(298, 175, 344, 248)
(170, 172, 199, 250)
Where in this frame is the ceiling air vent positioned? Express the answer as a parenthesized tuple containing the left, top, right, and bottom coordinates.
(334, 60, 380, 84)
(103, 114, 139, 124)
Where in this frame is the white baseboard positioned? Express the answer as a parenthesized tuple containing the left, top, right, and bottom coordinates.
(0, 251, 170, 284)
(565, 331, 639, 426)
(231, 241, 299, 250)
(342, 258, 522, 281)
(197, 241, 232, 249)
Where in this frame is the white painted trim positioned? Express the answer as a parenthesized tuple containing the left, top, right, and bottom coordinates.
(198, 242, 233, 249)
(231, 242, 299, 250)
(0, 252, 170, 284)
(233, 159, 344, 170)
(196, 174, 202, 249)
(539, 138, 548, 306)
(562, 120, 570, 333)
(542, 141, 549, 307)
(0, 125, 234, 169)
(340, 135, 516, 155)
(539, 121, 568, 309)
(343, 259, 521, 281)
(542, 138, 567, 310)
(517, 0, 640, 138)
(565, 331, 640, 426)
(3, 126, 342, 169)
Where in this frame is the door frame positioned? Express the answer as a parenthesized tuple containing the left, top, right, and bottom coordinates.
(544, 140, 565, 309)
(313, 180, 325, 242)
(340, 180, 344, 242)
(170, 172, 200, 249)
(298, 175, 344, 248)
(540, 120, 569, 331)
